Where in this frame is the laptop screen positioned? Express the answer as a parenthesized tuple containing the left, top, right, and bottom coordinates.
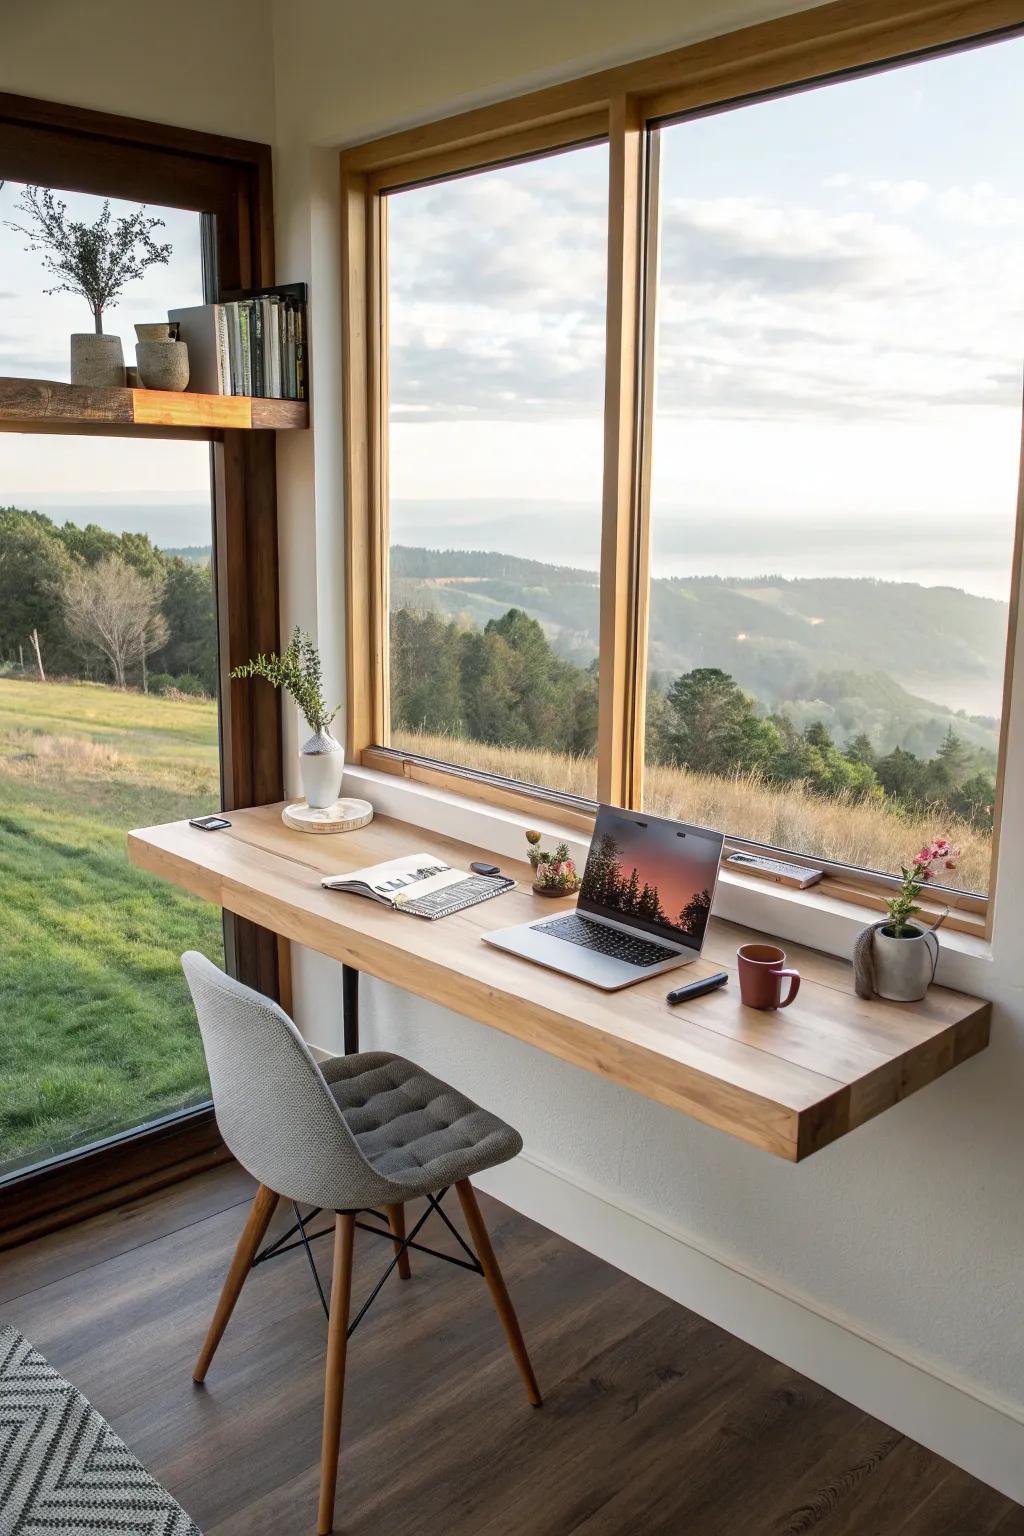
(578, 806, 725, 951)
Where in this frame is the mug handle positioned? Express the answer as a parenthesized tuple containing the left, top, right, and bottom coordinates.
(774, 968, 801, 1008)
(923, 929, 940, 985)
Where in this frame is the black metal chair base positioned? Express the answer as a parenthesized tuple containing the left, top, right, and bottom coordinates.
(251, 1189, 484, 1339)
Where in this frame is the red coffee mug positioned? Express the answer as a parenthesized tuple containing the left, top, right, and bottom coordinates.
(737, 943, 801, 1010)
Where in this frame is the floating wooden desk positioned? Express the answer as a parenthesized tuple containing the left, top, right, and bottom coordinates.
(128, 805, 991, 1163)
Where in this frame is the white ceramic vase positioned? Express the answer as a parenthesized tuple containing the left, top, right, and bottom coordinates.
(299, 727, 344, 809)
(70, 333, 125, 387)
(871, 924, 939, 1002)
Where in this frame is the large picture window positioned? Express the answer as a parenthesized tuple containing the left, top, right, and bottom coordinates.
(384, 144, 608, 798)
(642, 36, 1023, 898)
(343, 0, 1024, 921)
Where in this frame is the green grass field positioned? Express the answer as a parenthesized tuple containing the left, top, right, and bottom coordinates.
(0, 678, 223, 1172)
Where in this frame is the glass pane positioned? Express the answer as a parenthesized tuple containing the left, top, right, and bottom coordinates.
(644, 38, 1023, 895)
(385, 143, 608, 798)
(0, 184, 222, 1175)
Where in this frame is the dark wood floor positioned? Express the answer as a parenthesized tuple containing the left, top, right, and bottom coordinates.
(1, 1164, 1020, 1536)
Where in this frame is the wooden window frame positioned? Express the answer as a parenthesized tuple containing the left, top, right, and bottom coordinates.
(0, 92, 287, 1242)
(341, 0, 1024, 940)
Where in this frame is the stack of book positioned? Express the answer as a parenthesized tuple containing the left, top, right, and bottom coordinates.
(170, 283, 307, 398)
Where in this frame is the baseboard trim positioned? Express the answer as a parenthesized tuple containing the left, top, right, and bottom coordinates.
(474, 1150, 1024, 1504)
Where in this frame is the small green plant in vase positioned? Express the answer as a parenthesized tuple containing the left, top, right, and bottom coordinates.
(525, 829, 581, 897)
(860, 838, 959, 1002)
(232, 628, 344, 809)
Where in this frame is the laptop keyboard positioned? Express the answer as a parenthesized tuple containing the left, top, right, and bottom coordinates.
(534, 912, 679, 968)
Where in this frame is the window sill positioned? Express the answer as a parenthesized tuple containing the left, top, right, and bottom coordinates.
(343, 763, 994, 992)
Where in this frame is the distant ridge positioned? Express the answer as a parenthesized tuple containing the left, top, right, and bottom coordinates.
(161, 545, 211, 564)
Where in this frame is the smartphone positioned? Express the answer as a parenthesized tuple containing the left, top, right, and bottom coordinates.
(189, 815, 232, 831)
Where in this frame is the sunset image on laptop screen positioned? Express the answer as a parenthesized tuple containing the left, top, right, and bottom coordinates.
(580, 809, 723, 947)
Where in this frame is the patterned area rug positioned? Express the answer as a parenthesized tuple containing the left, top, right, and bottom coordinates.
(0, 1327, 200, 1535)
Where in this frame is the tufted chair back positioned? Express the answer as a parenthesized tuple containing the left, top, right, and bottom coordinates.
(181, 951, 404, 1210)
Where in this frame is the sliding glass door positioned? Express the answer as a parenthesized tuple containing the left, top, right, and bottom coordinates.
(0, 186, 223, 1174)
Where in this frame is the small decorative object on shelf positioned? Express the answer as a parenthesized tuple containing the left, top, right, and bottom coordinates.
(526, 828, 581, 897)
(135, 321, 189, 391)
(231, 628, 344, 810)
(282, 797, 373, 835)
(853, 838, 959, 1001)
(5, 185, 171, 387)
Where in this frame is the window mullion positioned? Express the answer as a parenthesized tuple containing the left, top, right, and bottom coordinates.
(597, 94, 648, 808)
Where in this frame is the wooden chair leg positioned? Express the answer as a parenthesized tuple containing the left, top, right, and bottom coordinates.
(317, 1212, 356, 1536)
(385, 1203, 411, 1279)
(455, 1179, 542, 1407)
(193, 1183, 279, 1384)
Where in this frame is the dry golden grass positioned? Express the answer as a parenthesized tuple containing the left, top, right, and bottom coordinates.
(0, 731, 125, 778)
(392, 727, 992, 893)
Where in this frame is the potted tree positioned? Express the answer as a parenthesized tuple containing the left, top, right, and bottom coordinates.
(6, 186, 171, 386)
(232, 628, 344, 809)
(861, 839, 959, 1001)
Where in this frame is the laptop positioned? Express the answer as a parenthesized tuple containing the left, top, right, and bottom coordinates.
(483, 805, 725, 991)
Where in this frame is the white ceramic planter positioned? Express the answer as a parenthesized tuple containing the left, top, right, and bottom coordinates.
(70, 333, 125, 387)
(299, 728, 344, 809)
(872, 923, 939, 1002)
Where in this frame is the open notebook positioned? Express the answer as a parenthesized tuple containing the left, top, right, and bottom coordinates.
(321, 853, 515, 920)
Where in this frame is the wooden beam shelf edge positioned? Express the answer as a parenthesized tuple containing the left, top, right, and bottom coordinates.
(0, 376, 308, 433)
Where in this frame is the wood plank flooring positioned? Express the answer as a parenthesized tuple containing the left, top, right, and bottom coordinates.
(1, 1165, 1019, 1535)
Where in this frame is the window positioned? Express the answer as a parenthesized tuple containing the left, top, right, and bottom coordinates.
(384, 144, 608, 798)
(343, 2, 1024, 920)
(0, 186, 221, 1175)
(642, 38, 1023, 898)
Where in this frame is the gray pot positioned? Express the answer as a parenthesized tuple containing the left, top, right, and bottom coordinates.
(872, 924, 939, 1002)
(136, 339, 189, 391)
(70, 333, 125, 387)
(299, 728, 344, 809)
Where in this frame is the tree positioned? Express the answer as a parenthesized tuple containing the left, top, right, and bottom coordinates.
(6, 186, 171, 334)
(846, 732, 877, 769)
(663, 668, 779, 776)
(678, 888, 712, 935)
(0, 509, 74, 673)
(63, 556, 168, 688)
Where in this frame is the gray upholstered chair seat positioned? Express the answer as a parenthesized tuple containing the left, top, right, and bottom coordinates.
(321, 1051, 522, 1197)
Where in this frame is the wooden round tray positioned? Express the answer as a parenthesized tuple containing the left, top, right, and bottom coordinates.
(281, 798, 374, 834)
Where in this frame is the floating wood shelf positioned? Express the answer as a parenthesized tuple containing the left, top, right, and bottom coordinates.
(0, 376, 308, 438)
(129, 805, 991, 1162)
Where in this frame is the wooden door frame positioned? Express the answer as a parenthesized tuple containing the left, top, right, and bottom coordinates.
(0, 91, 284, 1242)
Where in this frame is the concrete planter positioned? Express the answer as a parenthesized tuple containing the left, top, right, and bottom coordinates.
(135, 339, 189, 391)
(299, 728, 345, 809)
(70, 333, 125, 387)
(872, 923, 939, 1002)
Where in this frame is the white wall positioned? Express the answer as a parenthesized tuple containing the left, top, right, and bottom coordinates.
(0, 0, 276, 143)
(269, 0, 1024, 1502)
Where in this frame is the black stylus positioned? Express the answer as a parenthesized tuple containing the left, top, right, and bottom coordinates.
(666, 971, 728, 1005)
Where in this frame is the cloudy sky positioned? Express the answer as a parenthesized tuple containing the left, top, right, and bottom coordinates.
(1, 33, 1021, 594)
(388, 33, 1024, 599)
(0, 185, 211, 540)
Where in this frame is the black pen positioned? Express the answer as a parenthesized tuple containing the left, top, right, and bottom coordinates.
(666, 971, 729, 1005)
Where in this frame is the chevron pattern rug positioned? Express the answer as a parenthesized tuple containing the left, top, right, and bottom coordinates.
(0, 1327, 200, 1535)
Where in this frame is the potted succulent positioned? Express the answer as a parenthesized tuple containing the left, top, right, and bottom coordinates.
(6, 185, 171, 386)
(525, 829, 581, 897)
(857, 838, 959, 1002)
(232, 628, 343, 809)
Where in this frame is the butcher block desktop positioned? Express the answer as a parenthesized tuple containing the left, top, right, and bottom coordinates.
(127, 805, 991, 1162)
